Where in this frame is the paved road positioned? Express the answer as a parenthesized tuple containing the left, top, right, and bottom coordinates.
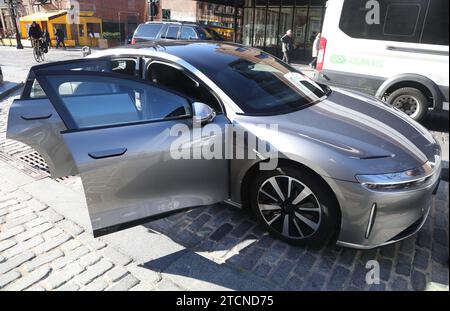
(0, 46, 448, 291)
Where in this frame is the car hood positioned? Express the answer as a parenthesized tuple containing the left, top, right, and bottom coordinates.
(237, 89, 440, 178)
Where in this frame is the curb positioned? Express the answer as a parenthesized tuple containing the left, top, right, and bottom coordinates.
(0, 82, 24, 101)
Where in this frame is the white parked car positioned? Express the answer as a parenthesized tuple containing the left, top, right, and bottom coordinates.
(315, 0, 449, 121)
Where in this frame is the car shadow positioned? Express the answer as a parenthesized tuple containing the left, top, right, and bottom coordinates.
(138, 179, 449, 291)
(420, 110, 449, 133)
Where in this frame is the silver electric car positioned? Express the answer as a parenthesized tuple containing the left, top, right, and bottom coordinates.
(6, 42, 442, 249)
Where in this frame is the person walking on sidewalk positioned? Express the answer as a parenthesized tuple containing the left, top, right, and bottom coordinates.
(281, 29, 294, 65)
(55, 28, 66, 49)
(310, 32, 321, 69)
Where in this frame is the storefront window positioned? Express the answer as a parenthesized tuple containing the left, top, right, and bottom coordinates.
(87, 23, 101, 38)
(228, 0, 325, 61)
(264, 6, 280, 55)
(197, 1, 242, 42)
(253, 5, 266, 49)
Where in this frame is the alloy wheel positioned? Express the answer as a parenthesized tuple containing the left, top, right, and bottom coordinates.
(257, 175, 322, 239)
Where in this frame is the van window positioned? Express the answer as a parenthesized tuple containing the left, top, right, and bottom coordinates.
(339, 0, 428, 44)
(421, 0, 449, 45)
(134, 24, 163, 39)
(383, 4, 421, 37)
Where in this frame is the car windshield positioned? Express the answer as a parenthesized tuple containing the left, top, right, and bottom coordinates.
(195, 51, 328, 114)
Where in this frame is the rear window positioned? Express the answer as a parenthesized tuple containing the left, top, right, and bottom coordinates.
(134, 24, 163, 39)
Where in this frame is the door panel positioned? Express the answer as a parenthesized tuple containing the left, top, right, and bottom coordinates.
(6, 98, 77, 178)
(33, 70, 229, 235)
(62, 116, 229, 235)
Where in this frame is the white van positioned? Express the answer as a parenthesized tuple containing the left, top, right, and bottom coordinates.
(315, 0, 449, 121)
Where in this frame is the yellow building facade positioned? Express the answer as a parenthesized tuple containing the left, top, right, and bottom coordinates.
(19, 10, 102, 47)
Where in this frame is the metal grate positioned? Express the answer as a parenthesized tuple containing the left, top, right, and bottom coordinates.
(18, 151, 50, 175)
(14, 150, 74, 183)
(0, 151, 49, 180)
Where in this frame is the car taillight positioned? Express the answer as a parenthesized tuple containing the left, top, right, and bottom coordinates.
(131, 38, 136, 45)
(316, 37, 327, 71)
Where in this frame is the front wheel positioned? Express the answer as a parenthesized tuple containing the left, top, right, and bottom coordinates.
(249, 165, 340, 247)
(33, 47, 41, 63)
(386, 87, 429, 121)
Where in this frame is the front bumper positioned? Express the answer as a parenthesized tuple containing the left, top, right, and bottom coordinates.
(323, 162, 441, 250)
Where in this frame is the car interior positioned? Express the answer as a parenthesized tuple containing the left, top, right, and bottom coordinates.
(146, 61, 222, 113)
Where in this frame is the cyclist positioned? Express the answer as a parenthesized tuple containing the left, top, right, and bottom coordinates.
(28, 21, 42, 49)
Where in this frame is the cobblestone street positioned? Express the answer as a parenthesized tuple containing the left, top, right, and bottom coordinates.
(0, 46, 449, 291)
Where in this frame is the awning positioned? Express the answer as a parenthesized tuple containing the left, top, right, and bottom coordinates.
(19, 10, 67, 22)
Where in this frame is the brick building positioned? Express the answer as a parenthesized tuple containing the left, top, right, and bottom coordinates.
(2, 0, 148, 42)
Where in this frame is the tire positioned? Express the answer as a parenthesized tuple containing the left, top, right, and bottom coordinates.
(387, 87, 429, 121)
(33, 48, 41, 63)
(249, 165, 340, 247)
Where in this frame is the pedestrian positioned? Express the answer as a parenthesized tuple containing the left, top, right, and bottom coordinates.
(281, 29, 294, 65)
(28, 21, 42, 48)
(55, 28, 66, 49)
(310, 32, 321, 69)
(43, 28, 51, 50)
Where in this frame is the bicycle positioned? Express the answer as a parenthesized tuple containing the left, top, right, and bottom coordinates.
(31, 38, 46, 63)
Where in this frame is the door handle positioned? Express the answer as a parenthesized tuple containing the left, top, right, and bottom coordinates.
(21, 114, 52, 121)
(88, 148, 127, 160)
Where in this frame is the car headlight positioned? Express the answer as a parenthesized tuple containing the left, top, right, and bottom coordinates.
(356, 156, 441, 191)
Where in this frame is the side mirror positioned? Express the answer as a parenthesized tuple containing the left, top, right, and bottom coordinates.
(192, 102, 216, 125)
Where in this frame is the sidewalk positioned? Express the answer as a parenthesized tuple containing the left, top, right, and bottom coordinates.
(0, 157, 281, 290)
(0, 82, 23, 102)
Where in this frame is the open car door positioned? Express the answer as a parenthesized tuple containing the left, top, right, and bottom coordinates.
(7, 66, 229, 237)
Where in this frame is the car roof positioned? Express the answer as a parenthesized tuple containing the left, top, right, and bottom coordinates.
(120, 40, 270, 68)
(143, 21, 198, 26)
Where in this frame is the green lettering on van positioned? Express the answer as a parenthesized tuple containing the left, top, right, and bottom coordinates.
(331, 55, 347, 64)
(331, 55, 384, 68)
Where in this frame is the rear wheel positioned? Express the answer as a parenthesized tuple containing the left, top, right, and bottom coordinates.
(249, 165, 340, 247)
(387, 87, 429, 121)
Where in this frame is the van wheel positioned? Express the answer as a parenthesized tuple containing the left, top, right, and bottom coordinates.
(387, 87, 429, 121)
(249, 165, 339, 247)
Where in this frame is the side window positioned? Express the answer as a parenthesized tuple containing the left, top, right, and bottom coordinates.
(30, 80, 46, 98)
(111, 59, 138, 76)
(421, 0, 449, 45)
(339, 0, 428, 43)
(162, 26, 180, 39)
(180, 27, 198, 40)
(24, 59, 113, 99)
(42, 74, 191, 130)
(383, 3, 421, 37)
(147, 62, 222, 113)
